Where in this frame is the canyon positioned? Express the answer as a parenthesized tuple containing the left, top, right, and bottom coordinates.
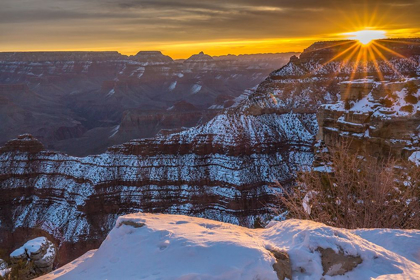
(0, 51, 296, 156)
(0, 39, 420, 268)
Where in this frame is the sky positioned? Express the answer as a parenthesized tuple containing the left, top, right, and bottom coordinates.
(0, 0, 419, 58)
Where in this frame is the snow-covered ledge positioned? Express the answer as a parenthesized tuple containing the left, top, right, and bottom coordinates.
(39, 213, 420, 280)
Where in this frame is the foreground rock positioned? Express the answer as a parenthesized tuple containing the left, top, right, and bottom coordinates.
(8, 237, 56, 279)
(269, 250, 292, 280)
(39, 213, 420, 280)
(318, 247, 363, 276)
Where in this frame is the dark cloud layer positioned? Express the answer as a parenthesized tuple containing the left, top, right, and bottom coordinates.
(0, 0, 419, 57)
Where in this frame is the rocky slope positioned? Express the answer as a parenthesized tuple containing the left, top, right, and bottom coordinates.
(1, 39, 420, 266)
(0, 51, 296, 156)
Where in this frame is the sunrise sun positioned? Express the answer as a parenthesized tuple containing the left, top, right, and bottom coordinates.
(345, 30, 387, 45)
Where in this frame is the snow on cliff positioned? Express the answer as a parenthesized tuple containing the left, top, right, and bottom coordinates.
(39, 213, 420, 280)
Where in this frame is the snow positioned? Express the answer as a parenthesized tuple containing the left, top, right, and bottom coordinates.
(313, 165, 333, 173)
(409, 151, 420, 166)
(208, 104, 224, 109)
(349, 93, 375, 113)
(190, 84, 202, 94)
(0, 268, 10, 277)
(387, 88, 420, 117)
(40, 213, 420, 280)
(341, 78, 376, 85)
(11, 237, 47, 257)
(109, 125, 120, 138)
(302, 191, 316, 215)
(168, 81, 177, 91)
(106, 88, 115, 97)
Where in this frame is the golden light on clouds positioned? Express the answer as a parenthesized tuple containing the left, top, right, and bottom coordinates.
(0, 0, 419, 58)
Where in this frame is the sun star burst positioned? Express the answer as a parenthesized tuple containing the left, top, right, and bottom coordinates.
(345, 30, 387, 45)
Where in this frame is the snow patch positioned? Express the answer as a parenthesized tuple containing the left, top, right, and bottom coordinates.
(190, 84, 202, 94)
(409, 151, 420, 166)
(168, 81, 177, 91)
(106, 88, 115, 97)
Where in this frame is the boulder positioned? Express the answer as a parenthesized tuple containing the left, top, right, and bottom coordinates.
(10, 237, 56, 279)
(317, 247, 362, 276)
(269, 249, 292, 280)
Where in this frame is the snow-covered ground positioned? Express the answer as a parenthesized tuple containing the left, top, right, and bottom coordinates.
(39, 213, 420, 280)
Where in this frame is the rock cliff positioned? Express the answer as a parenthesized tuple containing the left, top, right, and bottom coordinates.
(316, 78, 420, 159)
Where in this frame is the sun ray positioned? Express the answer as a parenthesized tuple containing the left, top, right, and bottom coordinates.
(344, 43, 362, 63)
(328, 42, 360, 65)
(362, 44, 368, 72)
(367, 46, 384, 81)
(372, 41, 407, 59)
(343, 44, 364, 100)
(378, 39, 420, 46)
(322, 42, 362, 89)
(370, 44, 403, 78)
(305, 42, 359, 77)
(334, 8, 362, 32)
(351, 2, 364, 30)
(301, 41, 357, 61)
(368, 5, 379, 27)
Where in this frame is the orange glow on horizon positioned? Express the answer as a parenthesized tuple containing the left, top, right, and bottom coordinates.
(1, 27, 418, 59)
(1, 0, 420, 59)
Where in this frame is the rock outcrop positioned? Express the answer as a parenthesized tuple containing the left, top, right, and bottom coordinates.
(130, 51, 173, 64)
(0, 134, 44, 153)
(316, 78, 420, 159)
(8, 237, 56, 279)
(318, 247, 362, 276)
(269, 250, 292, 280)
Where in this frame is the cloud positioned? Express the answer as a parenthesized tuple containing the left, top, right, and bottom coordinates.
(0, 0, 419, 57)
